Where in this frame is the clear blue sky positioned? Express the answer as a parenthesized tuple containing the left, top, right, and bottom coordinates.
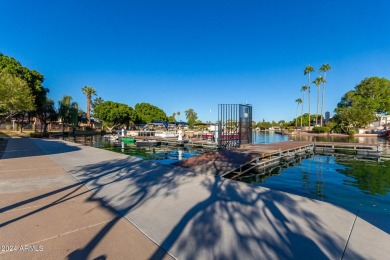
(1, 0, 389, 123)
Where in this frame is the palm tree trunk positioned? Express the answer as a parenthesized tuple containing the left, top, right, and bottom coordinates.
(320, 85, 325, 126)
(87, 94, 91, 126)
(316, 86, 320, 126)
(301, 92, 304, 128)
(308, 75, 311, 129)
(295, 104, 299, 129)
(320, 72, 327, 127)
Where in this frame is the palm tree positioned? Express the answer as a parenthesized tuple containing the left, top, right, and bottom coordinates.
(58, 95, 78, 133)
(81, 86, 96, 127)
(300, 85, 308, 127)
(304, 65, 315, 128)
(295, 98, 302, 129)
(319, 64, 331, 126)
(313, 76, 324, 126)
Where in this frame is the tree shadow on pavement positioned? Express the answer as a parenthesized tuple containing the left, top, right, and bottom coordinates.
(0, 138, 81, 159)
(61, 156, 363, 259)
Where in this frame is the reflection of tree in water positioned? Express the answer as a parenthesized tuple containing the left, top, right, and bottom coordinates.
(313, 155, 326, 200)
(336, 158, 390, 196)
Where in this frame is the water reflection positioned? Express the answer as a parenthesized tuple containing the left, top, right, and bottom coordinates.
(238, 154, 390, 216)
(336, 158, 390, 196)
(60, 135, 204, 164)
(253, 131, 390, 145)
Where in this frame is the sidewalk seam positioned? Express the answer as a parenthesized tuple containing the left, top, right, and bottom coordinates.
(341, 210, 359, 259)
(34, 139, 177, 259)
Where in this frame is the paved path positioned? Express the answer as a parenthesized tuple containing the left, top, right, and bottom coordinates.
(1, 138, 389, 259)
(0, 138, 170, 260)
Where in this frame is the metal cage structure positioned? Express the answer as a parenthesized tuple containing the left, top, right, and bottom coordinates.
(218, 104, 253, 149)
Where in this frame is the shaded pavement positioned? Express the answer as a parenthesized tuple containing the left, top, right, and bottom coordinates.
(1, 138, 389, 259)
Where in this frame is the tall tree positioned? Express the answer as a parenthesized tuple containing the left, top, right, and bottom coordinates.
(185, 108, 198, 128)
(304, 65, 315, 128)
(334, 77, 390, 132)
(58, 96, 78, 133)
(177, 111, 181, 121)
(134, 103, 167, 123)
(0, 74, 35, 125)
(295, 98, 302, 129)
(37, 98, 57, 132)
(81, 86, 96, 126)
(300, 85, 308, 127)
(313, 76, 324, 126)
(94, 101, 135, 132)
(319, 64, 332, 126)
(0, 53, 47, 126)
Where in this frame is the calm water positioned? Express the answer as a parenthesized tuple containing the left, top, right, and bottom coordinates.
(245, 132, 390, 217)
(62, 135, 204, 165)
(62, 133, 390, 217)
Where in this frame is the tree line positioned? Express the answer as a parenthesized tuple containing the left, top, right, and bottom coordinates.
(0, 53, 200, 132)
(2, 53, 388, 134)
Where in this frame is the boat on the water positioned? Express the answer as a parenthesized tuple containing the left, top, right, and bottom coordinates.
(121, 136, 135, 143)
(136, 140, 162, 147)
(103, 134, 118, 141)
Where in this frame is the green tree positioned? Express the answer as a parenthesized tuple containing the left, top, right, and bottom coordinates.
(168, 112, 176, 122)
(185, 108, 198, 128)
(300, 85, 308, 127)
(295, 98, 302, 129)
(177, 111, 181, 121)
(94, 101, 135, 132)
(92, 97, 104, 109)
(304, 65, 315, 128)
(81, 86, 96, 126)
(0, 73, 35, 125)
(334, 77, 390, 132)
(37, 98, 57, 132)
(313, 76, 325, 126)
(134, 103, 167, 124)
(0, 53, 47, 123)
(58, 96, 79, 133)
(319, 64, 332, 126)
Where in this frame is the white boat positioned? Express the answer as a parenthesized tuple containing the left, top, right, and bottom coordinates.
(155, 131, 179, 138)
(103, 134, 118, 141)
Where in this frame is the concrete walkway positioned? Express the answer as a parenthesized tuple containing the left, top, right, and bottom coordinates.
(1, 138, 389, 259)
(0, 138, 170, 260)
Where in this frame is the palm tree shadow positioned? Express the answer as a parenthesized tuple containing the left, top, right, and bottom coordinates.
(63, 158, 197, 259)
(145, 158, 363, 259)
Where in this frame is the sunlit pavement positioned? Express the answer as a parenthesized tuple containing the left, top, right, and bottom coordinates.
(1, 138, 389, 259)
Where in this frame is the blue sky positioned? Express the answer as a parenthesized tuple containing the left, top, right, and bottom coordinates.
(1, 0, 390, 123)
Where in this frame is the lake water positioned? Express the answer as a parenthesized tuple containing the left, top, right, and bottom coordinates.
(62, 135, 205, 165)
(62, 133, 390, 218)
(246, 132, 390, 218)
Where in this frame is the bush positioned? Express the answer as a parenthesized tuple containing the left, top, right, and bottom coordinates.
(5, 125, 12, 130)
(30, 132, 50, 138)
(312, 126, 331, 133)
(347, 129, 357, 135)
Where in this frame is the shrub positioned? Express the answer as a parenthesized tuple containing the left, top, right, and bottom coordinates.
(347, 129, 357, 135)
(5, 125, 12, 130)
(30, 132, 50, 138)
(312, 126, 331, 133)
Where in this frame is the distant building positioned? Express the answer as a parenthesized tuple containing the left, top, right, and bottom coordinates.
(371, 114, 390, 128)
(324, 111, 330, 123)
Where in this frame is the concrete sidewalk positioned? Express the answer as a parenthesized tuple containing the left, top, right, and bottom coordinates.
(0, 138, 170, 260)
(1, 138, 389, 259)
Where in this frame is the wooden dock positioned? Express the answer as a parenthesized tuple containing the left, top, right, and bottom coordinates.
(173, 141, 388, 177)
(174, 141, 314, 176)
(314, 142, 380, 155)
